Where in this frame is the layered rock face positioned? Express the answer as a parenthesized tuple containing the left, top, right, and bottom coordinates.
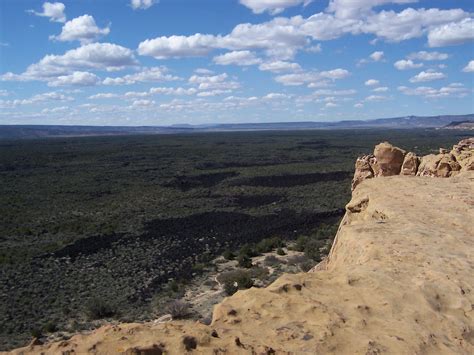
(352, 138, 473, 190)
(8, 140, 474, 355)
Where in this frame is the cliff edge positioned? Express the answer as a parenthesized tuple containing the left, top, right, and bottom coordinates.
(7, 140, 474, 354)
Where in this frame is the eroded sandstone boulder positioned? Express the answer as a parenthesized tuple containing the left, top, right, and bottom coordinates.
(436, 154, 461, 177)
(417, 153, 462, 177)
(452, 138, 474, 170)
(400, 152, 419, 176)
(416, 154, 441, 177)
(351, 155, 374, 190)
(373, 142, 406, 176)
(352, 138, 473, 189)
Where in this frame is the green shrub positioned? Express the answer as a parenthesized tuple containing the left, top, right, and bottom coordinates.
(43, 321, 58, 333)
(299, 259, 316, 272)
(222, 249, 235, 260)
(237, 254, 252, 268)
(192, 263, 206, 273)
(238, 244, 258, 258)
(286, 254, 309, 266)
(85, 298, 116, 320)
(168, 280, 180, 293)
(255, 237, 284, 253)
(293, 235, 324, 261)
(263, 255, 280, 266)
(236, 273, 253, 289)
(303, 239, 324, 262)
(224, 281, 238, 296)
(165, 300, 190, 319)
(30, 328, 42, 339)
(220, 270, 254, 295)
(276, 247, 286, 256)
(294, 235, 307, 252)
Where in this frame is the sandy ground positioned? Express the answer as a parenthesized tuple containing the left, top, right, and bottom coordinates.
(181, 248, 307, 321)
(6, 171, 474, 354)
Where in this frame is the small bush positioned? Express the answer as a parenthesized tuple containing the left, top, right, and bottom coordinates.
(238, 244, 259, 258)
(303, 239, 324, 262)
(165, 300, 190, 319)
(293, 235, 324, 261)
(219, 269, 254, 295)
(299, 260, 316, 272)
(263, 255, 280, 266)
(255, 237, 284, 253)
(286, 254, 309, 266)
(168, 280, 180, 293)
(192, 263, 206, 273)
(222, 249, 235, 260)
(276, 247, 286, 256)
(85, 298, 116, 320)
(31, 328, 42, 339)
(237, 254, 252, 268)
(43, 321, 58, 333)
(236, 274, 253, 289)
(294, 235, 309, 252)
(224, 281, 238, 296)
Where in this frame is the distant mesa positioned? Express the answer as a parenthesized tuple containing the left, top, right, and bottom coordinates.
(442, 120, 474, 130)
(1, 113, 473, 140)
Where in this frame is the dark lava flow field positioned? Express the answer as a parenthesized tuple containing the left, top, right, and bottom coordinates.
(0, 128, 470, 349)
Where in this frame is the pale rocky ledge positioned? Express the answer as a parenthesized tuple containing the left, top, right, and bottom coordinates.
(7, 139, 474, 355)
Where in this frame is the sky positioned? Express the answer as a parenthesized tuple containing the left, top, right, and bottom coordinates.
(0, 0, 473, 126)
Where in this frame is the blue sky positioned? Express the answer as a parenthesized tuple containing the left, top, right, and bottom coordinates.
(0, 0, 473, 126)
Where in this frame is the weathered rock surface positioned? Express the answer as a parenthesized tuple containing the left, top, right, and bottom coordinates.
(7, 141, 474, 355)
(373, 141, 406, 176)
(351, 155, 374, 190)
(352, 137, 473, 189)
(400, 151, 420, 176)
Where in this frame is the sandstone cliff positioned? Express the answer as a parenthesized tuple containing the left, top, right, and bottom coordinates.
(8, 140, 474, 355)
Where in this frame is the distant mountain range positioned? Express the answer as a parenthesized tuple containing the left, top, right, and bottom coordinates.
(1, 114, 473, 139)
(442, 120, 474, 130)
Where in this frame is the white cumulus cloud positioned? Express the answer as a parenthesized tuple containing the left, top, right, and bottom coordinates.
(370, 51, 384, 61)
(89, 93, 119, 99)
(407, 51, 448, 61)
(364, 94, 388, 102)
(258, 61, 301, 73)
(365, 79, 379, 86)
(48, 71, 100, 87)
(1, 43, 137, 83)
(462, 60, 474, 73)
(409, 70, 446, 83)
(327, 0, 418, 19)
(398, 83, 468, 98)
(428, 18, 474, 47)
(131, 99, 155, 107)
(28, 2, 66, 23)
(131, 0, 158, 10)
(213, 51, 262, 66)
(188, 73, 240, 91)
(102, 67, 180, 85)
(50, 15, 110, 44)
(394, 59, 423, 70)
(239, 0, 312, 15)
(275, 69, 350, 86)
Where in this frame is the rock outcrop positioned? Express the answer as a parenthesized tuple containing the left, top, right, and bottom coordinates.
(352, 138, 473, 190)
(7, 140, 474, 355)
